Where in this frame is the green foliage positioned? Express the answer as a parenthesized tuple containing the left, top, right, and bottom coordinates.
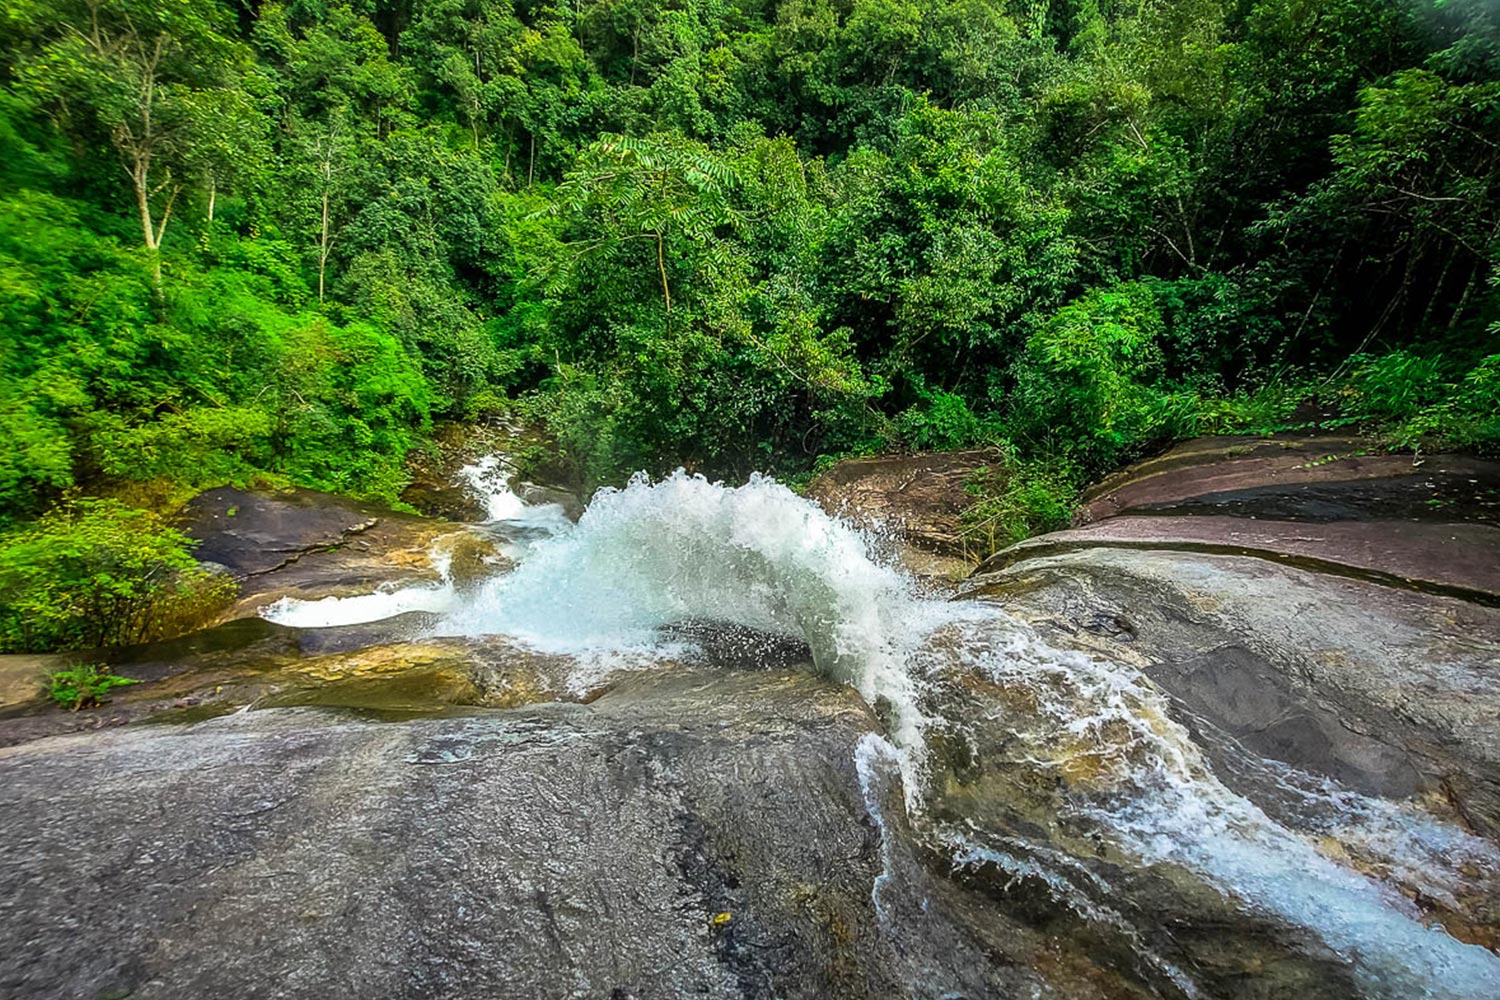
(1344, 351, 1448, 424)
(0, 499, 235, 653)
(895, 381, 982, 451)
(1008, 282, 1199, 470)
(0, 0, 1497, 564)
(961, 455, 1080, 552)
(1343, 349, 1500, 454)
(48, 663, 140, 711)
(513, 130, 876, 488)
(1194, 378, 1323, 437)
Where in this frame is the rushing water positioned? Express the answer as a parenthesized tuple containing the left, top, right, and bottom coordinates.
(262, 456, 569, 629)
(271, 469, 1500, 998)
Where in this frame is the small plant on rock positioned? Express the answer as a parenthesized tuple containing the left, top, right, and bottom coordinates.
(48, 663, 139, 711)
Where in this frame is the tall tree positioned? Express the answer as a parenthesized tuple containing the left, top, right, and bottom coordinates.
(10, 0, 257, 297)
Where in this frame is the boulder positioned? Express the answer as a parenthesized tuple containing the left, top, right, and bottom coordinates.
(514, 480, 586, 521)
(179, 487, 504, 617)
(0, 671, 1143, 1000)
(805, 450, 1000, 577)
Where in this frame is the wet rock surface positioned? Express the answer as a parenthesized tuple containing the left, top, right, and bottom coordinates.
(180, 486, 505, 618)
(0, 617, 588, 748)
(1076, 436, 1500, 524)
(968, 548, 1500, 833)
(805, 449, 1000, 577)
(184, 487, 444, 596)
(981, 513, 1500, 600)
(0, 672, 1138, 1000)
(975, 434, 1500, 837)
(5, 433, 1500, 999)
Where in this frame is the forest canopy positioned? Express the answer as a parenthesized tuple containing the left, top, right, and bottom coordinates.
(1, 0, 1498, 593)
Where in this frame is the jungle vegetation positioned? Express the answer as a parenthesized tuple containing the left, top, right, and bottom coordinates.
(1, 0, 1498, 649)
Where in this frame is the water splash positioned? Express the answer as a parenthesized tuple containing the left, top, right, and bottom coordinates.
(438, 472, 932, 752)
(259, 577, 458, 629)
(427, 470, 1499, 998)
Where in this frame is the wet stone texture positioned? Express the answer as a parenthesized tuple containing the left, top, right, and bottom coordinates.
(0, 669, 1132, 1000)
(970, 435, 1500, 839)
(180, 487, 489, 618)
(805, 449, 1000, 579)
(6, 434, 1500, 999)
(968, 547, 1500, 829)
(1075, 436, 1500, 526)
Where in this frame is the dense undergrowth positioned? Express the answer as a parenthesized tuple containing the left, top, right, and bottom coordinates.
(1, 0, 1498, 652)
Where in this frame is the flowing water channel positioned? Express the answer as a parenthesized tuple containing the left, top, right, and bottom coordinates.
(264, 467, 1500, 999)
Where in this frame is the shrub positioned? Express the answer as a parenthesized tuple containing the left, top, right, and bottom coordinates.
(0, 387, 73, 522)
(48, 663, 139, 711)
(960, 454, 1080, 555)
(1369, 351, 1500, 453)
(0, 499, 235, 653)
(1342, 350, 1447, 424)
(1194, 376, 1327, 435)
(1437, 353, 1500, 452)
(895, 382, 983, 451)
(1008, 283, 1198, 471)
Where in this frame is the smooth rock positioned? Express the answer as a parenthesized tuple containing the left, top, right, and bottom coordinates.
(966, 546, 1500, 836)
(977, 514, 1500, 601)
(180, 487, 503, 617)
(0, 673, 1123, 1000)
(805, 450, 999, 576)
(0, 624, 580, 748)
(1078, 435, 1500, 525)
(0, 654, 61, 710)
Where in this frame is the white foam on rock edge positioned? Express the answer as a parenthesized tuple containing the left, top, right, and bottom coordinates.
(430, 470, 1500, 999)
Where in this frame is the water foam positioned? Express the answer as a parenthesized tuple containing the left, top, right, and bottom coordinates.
(259, 579, 459, 629)
(426, 471, 1499, 998)
(261, 455, 568, 629)
(457, 455, 572, 534)
(438, 471, 931, 751)
(921, 613, 1500, 999)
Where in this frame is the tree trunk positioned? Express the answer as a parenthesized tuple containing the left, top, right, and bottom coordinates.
(131, 159, 177, 305)
(319, 187, 331, 302)
(656, 231, 671, 313)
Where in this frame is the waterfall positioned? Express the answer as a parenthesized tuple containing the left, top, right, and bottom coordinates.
(275, 468, 1500, 998)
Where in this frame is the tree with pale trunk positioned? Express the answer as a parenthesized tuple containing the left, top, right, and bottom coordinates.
(8, 0, 257, 299)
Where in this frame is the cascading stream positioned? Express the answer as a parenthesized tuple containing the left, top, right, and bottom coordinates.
(300, 470, 1500, 997)
(439, 472, 1500, 998)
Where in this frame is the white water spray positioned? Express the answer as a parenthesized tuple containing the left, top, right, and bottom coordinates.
(439, 472, 932, 751)
(428, 470, 1500, 999)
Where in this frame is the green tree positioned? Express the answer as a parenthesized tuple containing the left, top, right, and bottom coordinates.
(0, 498, 233, 652)
(10, 0, 259, 296)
